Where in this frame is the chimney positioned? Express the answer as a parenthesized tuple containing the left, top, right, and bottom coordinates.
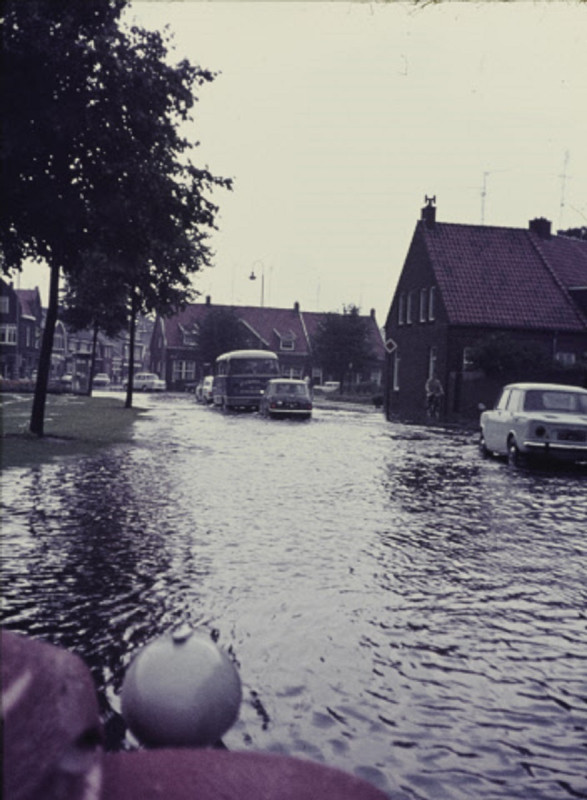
(294, 301, 300, 312)
(421, 195, 436, 228)
(205, 295, 211, 306)
(529, 217, 551, 239)
(370, 308, 376, 319)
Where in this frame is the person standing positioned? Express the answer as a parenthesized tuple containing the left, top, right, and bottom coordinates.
(425, 374, 444, 418)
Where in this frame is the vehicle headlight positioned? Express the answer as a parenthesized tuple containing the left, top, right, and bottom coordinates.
(534, 425, 546, 438)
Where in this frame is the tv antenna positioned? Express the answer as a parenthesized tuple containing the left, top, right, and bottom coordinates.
(559, 149, 570, 230)
(480, 169, 510, 224)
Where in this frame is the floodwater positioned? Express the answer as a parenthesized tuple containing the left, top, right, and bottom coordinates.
(2, 394, 586, 800)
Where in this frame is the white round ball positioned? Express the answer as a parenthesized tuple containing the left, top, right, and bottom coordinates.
(121, 630, 242, 747)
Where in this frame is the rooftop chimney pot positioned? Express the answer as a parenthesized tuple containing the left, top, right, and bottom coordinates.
(421, 195, 436, 228)
(529, 217, 552, 239)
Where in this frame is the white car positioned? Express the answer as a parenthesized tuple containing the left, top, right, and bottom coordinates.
(131, 372, 166, 392)
(93, 373, 111, 388)
(313, 381, 340, 394)
(201, 375, 215, 404)
(479, 382, 587, 466)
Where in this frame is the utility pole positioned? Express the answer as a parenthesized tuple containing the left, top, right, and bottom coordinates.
(249, 261, 265, 307)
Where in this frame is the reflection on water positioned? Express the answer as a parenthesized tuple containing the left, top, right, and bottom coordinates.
(2, 397, 586, 798)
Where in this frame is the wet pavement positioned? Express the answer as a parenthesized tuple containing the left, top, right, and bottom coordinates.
(2, 393, 586, 799)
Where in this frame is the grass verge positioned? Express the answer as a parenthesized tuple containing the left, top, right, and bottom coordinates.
(1, 393, 146, 470)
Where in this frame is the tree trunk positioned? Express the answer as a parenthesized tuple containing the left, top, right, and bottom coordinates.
(88, 325, 99, 396)
(125, 294, 137, 409)
(30, 262, 60, 436)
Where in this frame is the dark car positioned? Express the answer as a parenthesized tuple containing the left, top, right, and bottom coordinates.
(260, 379, 312, 420)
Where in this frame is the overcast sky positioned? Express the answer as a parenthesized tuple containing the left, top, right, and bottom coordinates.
(20, 1, 587, 327)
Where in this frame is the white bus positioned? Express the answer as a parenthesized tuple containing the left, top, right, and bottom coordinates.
(213, 350, 280, 410)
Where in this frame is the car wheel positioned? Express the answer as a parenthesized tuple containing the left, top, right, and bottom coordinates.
(507, 436, 522, 466)
(479, 431, 490, 458)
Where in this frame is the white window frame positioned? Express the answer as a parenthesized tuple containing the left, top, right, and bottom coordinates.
(419, 288, 428, 322)
(0, 324, 17, 344)
(428, 286, 436, 321)
(406, 292, 414, 325)
(173, 360, 196, 381)
(398, 294, 406, 326)
(392, 351, 400, 391)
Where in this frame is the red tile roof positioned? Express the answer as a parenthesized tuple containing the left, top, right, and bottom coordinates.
(161, 302, 310, 354)
(15, 288, 41, 318)
(420, 221, 587, 331)
(161, 303, 385, 359)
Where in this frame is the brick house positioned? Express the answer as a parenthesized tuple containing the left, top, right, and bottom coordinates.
(1, 279, 43, 380)
(384, 200, 587, 422)
(150, 297, 385, 392)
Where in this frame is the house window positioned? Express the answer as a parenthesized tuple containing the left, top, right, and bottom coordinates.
(370, 369, 382, 386)
(555, 352, 576, 367)
(428, 287, 436, 321)
(419, 289, 428, 322)
(0, 324, 17, 344)
(173, 360, 195, 381)
(406, 292, 414, 325)
(462, 347, 474, 371)
(280, 337, 295, 351)
(398, 294, 406, 326)
(182, 330, 197, 346)
(0, 296, 9, 314)
(282, 365, 302, 379)
(392, 351, 400, 390)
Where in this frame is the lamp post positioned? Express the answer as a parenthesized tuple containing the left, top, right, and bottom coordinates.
(249, 261, 265, 307)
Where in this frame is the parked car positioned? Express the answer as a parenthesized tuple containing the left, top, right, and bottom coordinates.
(260, 379, 312, 420)
(479, 382, 587, 466)
(130, 372, 166, 392)
(92, 373, 111, 388)
(313, 381, 340, 394)
(201, 376, 215, 404)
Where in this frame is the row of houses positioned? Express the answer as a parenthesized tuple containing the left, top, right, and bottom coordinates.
(1, 277, 386, 393)
(384, 199, 587, 421)
(0, 278, 153, 390)
(150, 300, 386, 391)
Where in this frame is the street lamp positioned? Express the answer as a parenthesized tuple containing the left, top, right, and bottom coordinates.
(249, 261, 265, 307)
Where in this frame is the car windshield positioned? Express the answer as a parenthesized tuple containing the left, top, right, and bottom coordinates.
(271, 383, 307, 397)
(524, 390, 587, 413)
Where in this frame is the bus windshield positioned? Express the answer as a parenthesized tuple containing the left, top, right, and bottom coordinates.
(228, 358, 280, 376)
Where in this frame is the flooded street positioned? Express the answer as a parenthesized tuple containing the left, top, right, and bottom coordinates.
(2, 394, 586, 800)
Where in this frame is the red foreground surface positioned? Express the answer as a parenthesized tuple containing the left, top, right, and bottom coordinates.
(2, 630, 388, 800)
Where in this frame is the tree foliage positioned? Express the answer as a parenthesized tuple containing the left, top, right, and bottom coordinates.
(469, 333, 550, 377)
(195, 308, 249, 370)
(312, 305, 373, 393)
(1, 0, 231, 430)
(558, 226, 587, 241)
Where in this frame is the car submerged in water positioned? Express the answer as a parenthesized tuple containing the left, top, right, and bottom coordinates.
(479, 382, 587, 466)
(259, 379, 312, 420)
